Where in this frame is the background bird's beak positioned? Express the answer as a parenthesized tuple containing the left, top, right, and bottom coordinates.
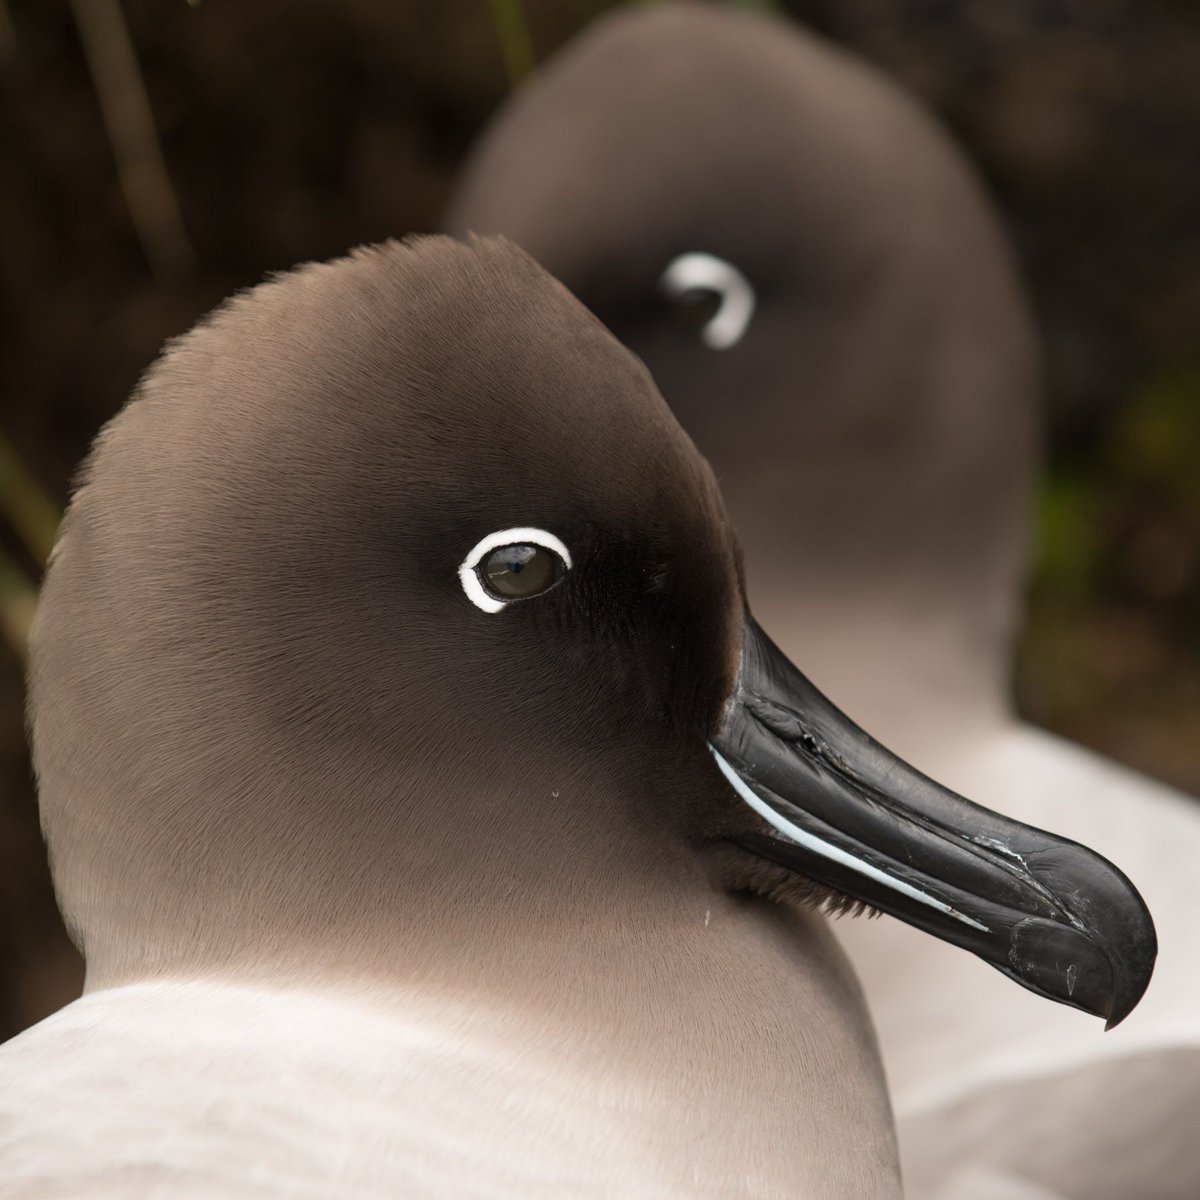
(710, 614, 1157, 1027)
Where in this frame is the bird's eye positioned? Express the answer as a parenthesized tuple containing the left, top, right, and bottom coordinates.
(482, 544, 562, 597)
(659, 252, 755, 350)
(667, 285, 723, 331)
(459, 527, 572, 613)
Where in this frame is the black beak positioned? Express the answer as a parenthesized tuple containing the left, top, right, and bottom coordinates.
(711, 614, 1156, 1027)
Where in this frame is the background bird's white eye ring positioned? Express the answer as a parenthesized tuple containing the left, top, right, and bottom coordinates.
(459, 527, 573, 613)
(659, 252, 756, 350)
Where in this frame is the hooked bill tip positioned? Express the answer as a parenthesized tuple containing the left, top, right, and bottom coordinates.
(1009, 915, 1152, 1028)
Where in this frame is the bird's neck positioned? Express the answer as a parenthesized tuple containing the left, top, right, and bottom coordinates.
(78, 833, 891, 1119)
(747, 569, 1019, 767)
(73, 893, 902, 1197)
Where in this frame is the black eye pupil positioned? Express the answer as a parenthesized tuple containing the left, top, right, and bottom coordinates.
(669, 286, 722, 329)
(480, 544, 563, 600)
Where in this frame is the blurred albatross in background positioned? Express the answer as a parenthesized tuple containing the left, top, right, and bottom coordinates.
(447, 4, 1199, 1197)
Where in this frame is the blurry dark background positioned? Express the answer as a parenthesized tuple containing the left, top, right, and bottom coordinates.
(1, 0, 1197, 1040)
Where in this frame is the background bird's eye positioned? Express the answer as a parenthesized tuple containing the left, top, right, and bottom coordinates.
(667, 286, 723, 331)
(459, 526, 573, 613)
(480, 543, 564, 599)
(658, 252, 756, 350)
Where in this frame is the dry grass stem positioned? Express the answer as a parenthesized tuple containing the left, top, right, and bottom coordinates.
(68, 0, 194, 280)
(0, 432, 60, 569)
(0, 551, 38, 663)
(0, 1, 15, 65)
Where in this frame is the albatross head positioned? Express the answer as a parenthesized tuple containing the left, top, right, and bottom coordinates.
(29, 237, 1153, 1025)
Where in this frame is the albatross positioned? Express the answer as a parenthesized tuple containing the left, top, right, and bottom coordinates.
(0, 236, 1153, 1197)
(445, 5, 1200, 1197)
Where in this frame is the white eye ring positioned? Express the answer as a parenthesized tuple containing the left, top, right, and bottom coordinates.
(459, 526, 573, 614)
(659, 252, 756, 350)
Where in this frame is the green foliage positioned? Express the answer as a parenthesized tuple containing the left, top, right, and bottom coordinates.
(1032, 366, 1200, 618)
(1114, 368, 1200, 501)
(487, 0, 536, 85)
(1034, 469, 1103, 606)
